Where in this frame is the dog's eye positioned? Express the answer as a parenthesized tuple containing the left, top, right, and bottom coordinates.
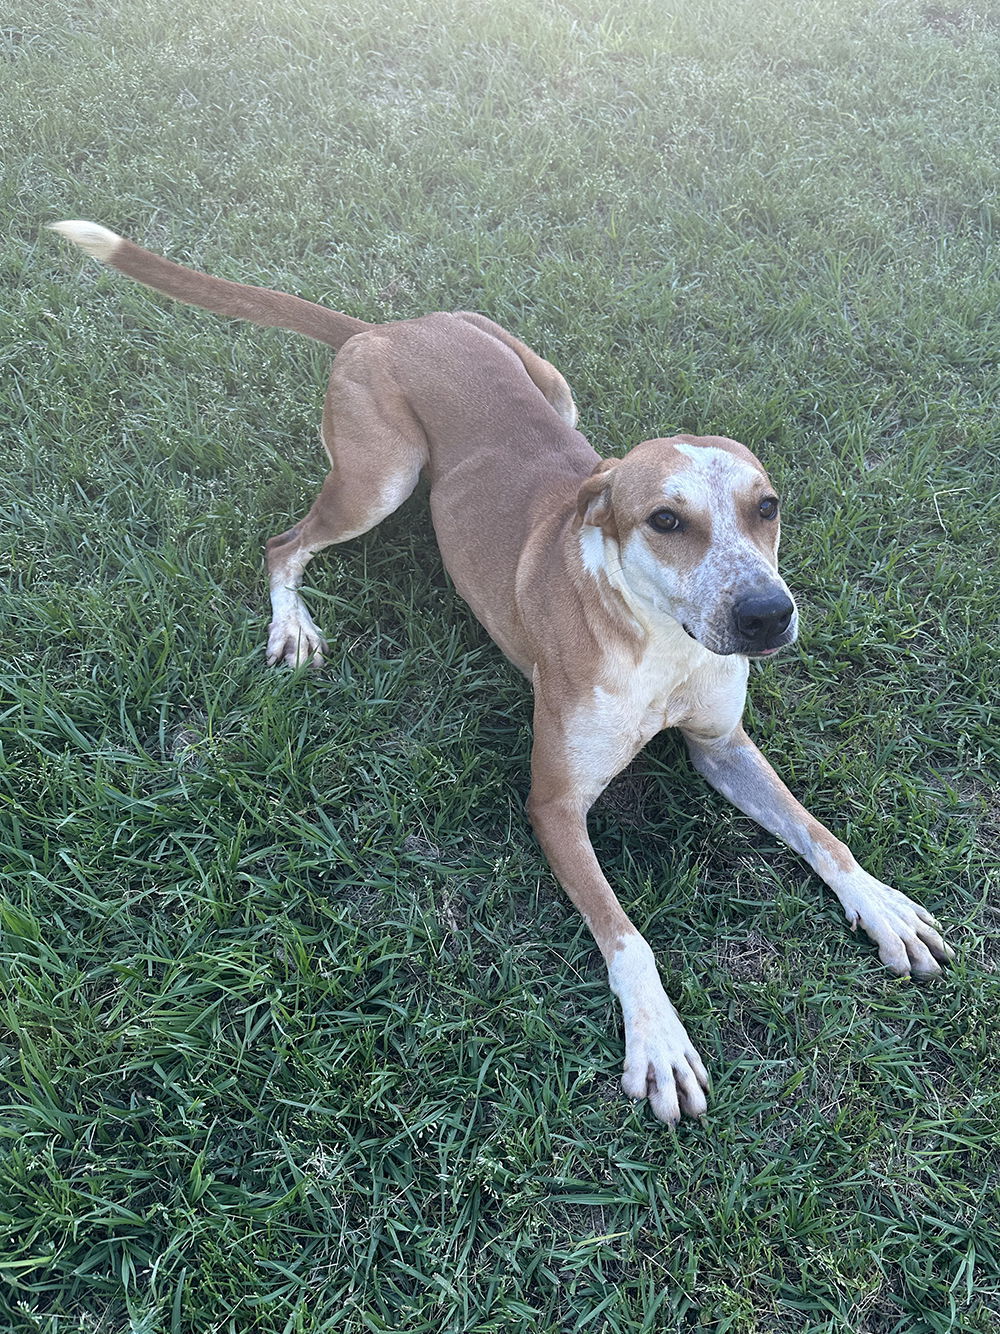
(759, 497, 779, 520)
(647, 508, 682, 533)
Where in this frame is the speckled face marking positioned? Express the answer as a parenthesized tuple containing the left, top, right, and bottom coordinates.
(579, 435, 798, 657)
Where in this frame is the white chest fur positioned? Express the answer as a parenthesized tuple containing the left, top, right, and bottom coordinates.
(604, 614, 747, 738)
(565, 615, 748, 797)
(565, 527, 750, 793)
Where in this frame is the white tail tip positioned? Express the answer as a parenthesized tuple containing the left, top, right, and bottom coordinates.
(49, 220, 123, 263)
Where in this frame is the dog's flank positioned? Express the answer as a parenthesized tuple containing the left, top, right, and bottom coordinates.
(52, 220, 954, 1124)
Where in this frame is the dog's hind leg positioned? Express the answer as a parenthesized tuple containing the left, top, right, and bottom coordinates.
(265, 335, 428, 666)
(455, 312, 578, 427)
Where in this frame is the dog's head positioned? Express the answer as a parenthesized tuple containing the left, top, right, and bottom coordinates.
(577, 434, 798, 658)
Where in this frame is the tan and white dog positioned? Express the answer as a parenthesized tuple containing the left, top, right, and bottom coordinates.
(52, 221, 953, 1123)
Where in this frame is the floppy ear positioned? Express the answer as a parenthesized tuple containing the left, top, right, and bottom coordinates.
(576, 458, 618, 537)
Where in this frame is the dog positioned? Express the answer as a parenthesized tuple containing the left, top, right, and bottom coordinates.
(51, 220, 954, 1123)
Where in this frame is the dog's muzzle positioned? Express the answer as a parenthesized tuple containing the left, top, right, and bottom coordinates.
(732, 590, 796, 655)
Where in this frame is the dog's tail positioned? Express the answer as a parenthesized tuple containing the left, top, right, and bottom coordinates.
(49, 221, 373, 350)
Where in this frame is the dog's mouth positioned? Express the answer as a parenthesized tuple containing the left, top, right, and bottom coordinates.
(746, 645, 784, 659)
(682, 622, 793, 659)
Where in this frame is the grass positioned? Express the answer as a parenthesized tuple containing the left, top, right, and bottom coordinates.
(2, 0, 999, 1329)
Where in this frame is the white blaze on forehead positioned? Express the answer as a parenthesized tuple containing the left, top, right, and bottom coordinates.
(667, 443, 763, 506)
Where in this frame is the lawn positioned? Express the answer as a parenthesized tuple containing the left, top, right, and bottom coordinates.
(2, 0, 999, 1329)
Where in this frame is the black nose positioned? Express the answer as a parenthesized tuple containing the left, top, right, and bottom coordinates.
(733, 591, 794, 643)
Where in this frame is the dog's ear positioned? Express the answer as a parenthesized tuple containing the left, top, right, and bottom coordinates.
(576, 459, 618, 537)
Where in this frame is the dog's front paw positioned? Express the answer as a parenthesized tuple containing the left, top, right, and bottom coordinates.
(621, 1004, 711, 1124)
(608, 934, 710, 1124)
(266, 610, 328, 668)
(836, 870, 954, 977)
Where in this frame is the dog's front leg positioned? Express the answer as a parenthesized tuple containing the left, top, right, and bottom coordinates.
(683, 724, 953, 976)
(528, 702, 710, 1123)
